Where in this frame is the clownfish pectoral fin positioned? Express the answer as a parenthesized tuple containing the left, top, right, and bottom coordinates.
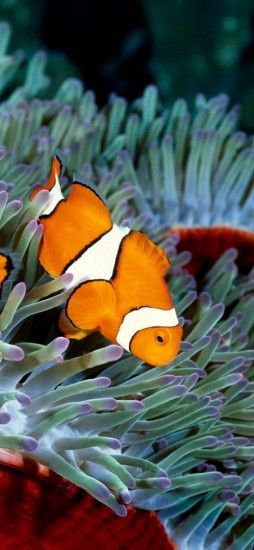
(30, 154, 64, 215)
(0, 252, 13, 288)
(58, 309, 95, 340)
(66, 280, 117, 339)
(68, 179, 113, 235)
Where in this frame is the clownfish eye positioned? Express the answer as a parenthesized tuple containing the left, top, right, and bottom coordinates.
(154, 329, 169, 345)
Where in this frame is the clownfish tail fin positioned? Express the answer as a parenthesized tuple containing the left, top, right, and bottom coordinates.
(30, 153, 65, 217)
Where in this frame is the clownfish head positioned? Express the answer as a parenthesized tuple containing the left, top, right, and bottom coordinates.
(129, 324, 183, 367)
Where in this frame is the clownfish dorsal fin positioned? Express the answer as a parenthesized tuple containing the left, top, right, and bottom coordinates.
(130, 231, 170, 276)
(68, 177, 113, 234)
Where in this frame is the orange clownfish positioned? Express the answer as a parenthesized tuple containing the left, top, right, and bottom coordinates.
(0, 252, 13, 289)
(30, 155, 182, 366)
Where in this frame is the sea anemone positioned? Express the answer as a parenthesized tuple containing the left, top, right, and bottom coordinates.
(0, 20, 254, 549)
(0, 20, 253, 233)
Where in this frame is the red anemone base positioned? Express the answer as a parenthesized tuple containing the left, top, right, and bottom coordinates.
(0, 456, 175, 550)
(171, 225, 254, 276)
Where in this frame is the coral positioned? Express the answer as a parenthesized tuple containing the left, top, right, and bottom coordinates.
(0, 20, 253, 549)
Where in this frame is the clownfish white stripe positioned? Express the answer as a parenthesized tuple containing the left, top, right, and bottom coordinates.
(42, 173, 63, 216)
(64, 223, 130, 288)
(116, 306, 179, 351)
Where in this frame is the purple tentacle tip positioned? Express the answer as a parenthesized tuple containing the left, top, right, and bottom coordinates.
(227, 503, 240, 516)
(173, 385, 187, 397)
(27, 219, 38, 233)
(60, 272, 73, 286)
(96, 485, 110, 501)
(96, 377, 111, 388)
(127, 477, 136, 490)
(22, 437, 38, 452)
(6, 345, 25, 362)
(224, 475, 242, 487)
(101, 398, 117, 411)
(13, 282, 26, 298)
(54, 337, 70, 354)
(109, 438, 121, 450)
(232, 373, 244, 382)
(202, 336, 211, 346)
(80, 403, 92, 414)
(16, 392, 31, 406)
(107, 345, 124, 361)
(207, 406, 220, 417)
(0, 412, 11, 424)
(214, 303, 225, 316)
(11, 200, 23, 212)
(156, 477, 171, 489)
(220, 490, 236, 502)
(130, 400, 145, 412)
(118, 490, 132, 505)
(181, 341, 193, 351)
(116, 504, 128, 517)
(201, 396, 211, 406)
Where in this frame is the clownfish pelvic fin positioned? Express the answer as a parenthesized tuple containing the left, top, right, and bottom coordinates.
(58, 309, 95, 340)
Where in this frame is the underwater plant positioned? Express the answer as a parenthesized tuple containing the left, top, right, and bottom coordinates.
(0, 20, 253, 549)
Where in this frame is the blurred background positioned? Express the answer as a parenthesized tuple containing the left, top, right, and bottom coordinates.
(1, 0, 254, 130)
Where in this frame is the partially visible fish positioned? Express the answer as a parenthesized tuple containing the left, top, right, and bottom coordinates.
(30, 155, 182, 366)
(0, 252, 13, 289)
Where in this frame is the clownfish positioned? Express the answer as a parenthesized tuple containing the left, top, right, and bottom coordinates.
(30, 155, 182, 366)
(0, 252, 13, 289)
